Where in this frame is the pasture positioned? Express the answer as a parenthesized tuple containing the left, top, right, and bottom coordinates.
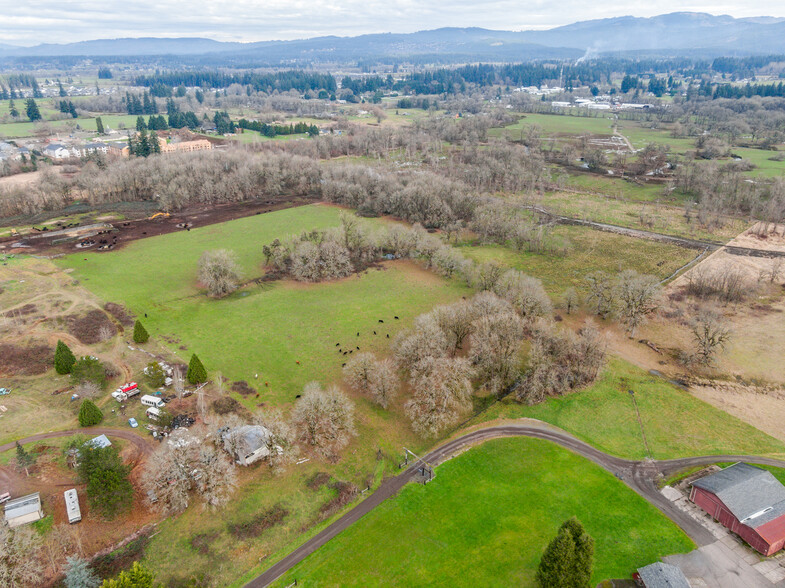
(480, 358, 785, 460)
(59, 205, 470, 400)
(267, 437, 695, 587)
(457, 224, 698, 295)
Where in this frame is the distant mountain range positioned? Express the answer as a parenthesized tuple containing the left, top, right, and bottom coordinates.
(3, 13, 785, 63)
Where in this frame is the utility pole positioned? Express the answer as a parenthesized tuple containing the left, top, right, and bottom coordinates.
(402, 447, 435, 483)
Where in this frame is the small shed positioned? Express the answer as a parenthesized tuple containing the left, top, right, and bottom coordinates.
(87, 434, 112, 449)
(636, 562, 690, 587)
(4, 492, 44, 528)
(64, 489, 81, 524)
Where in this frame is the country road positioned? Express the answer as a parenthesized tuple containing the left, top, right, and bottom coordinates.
(246, 422, 785, 587)
(0, 428, 154, 456)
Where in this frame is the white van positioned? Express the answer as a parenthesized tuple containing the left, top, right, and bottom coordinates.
(146, 406, 161, 421)
(140, 395, 165, 408)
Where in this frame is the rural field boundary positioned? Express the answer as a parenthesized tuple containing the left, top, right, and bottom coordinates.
(245, 420, 785, 587)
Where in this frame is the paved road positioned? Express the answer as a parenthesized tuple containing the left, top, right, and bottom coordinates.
(0, 428, 153, 456)
(246, 423, 785, 587)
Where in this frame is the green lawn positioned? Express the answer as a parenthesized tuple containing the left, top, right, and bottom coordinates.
(270, 437, 695, 587)
(456, 225, 697, 296)
(58, 205, 469, 400)
(479, 358, 785, 460)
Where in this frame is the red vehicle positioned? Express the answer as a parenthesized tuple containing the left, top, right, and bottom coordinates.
(120, 382, 139, 397)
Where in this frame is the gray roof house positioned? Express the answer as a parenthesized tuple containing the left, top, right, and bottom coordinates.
(87, 434, 112, 449)
(4, 492, 44, 528)
(223, 425, 279, 466)
(637, 562, 691, 588)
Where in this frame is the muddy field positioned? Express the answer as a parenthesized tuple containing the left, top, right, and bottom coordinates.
(0, 194, 314, 256)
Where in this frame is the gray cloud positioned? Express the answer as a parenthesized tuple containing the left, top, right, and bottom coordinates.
(1, 0, 783, 45)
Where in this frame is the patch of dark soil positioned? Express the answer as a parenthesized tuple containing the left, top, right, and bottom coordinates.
(227, 504, 289, 540)
(211, 396, 250, 418)
(66, 309, 117, 344)
(0, 342, 53, 375)
(103, 302, 135, 327)
(3, 303, 37, 318)
(306, 471, 331, 491)
(91, 531, 151, 579)
(319, 481, 358, 519)
(189, 531, 219, 556)
(231, 380, 256, 396)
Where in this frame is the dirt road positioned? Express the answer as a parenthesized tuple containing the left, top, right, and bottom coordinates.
(0, 428, 153, 456)
(246, 422, 785, 587)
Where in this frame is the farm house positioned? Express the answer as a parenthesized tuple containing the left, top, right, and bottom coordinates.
(4, 492, 44, 528)
(222, 425, 280, 466)
(690, 463, 785, 556)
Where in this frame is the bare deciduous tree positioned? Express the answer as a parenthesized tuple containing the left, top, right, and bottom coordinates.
(433, 300, 476, 353)
(405, 356, 474, 437)
(615, 270, 661, 336)
(0, 524, 43, 587)
(470, 311, 526, 395)
(194, 443, 237, 508)
(393, 313, 449, 374)
(493, 269, 552, 321)
(252, 408, 299, 471)
(563, 287, 579, 315)
(292, 382, 356, 458)
(343, 353, 399, 408)
(198, 249, 242, 298)
(585, 271, 616, 319)
(690, 309, 732, 366)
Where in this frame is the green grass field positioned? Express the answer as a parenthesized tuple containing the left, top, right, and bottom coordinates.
(456, 225, 697, 295)
(58, 205, 469, 400)
(480, 358, 785, 460)
(269, 437, 695, 587)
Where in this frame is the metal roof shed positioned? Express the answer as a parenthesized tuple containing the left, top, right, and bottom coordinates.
(4, 492, 44, 528)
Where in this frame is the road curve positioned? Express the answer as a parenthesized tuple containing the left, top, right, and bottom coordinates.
(0, 428, 154, 456)
(246, 423, 785, 587)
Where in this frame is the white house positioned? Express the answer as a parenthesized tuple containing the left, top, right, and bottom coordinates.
(43, 143, 72, 159)
(81, 142, 108, 156)
(4, 493, 44, 527)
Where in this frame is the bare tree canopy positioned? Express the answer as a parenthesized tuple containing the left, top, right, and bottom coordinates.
(405, 356, 474, 438)
(343, 353, 400, 409)
(292, 382, 356, 458)
(198, 249, 242, 298)
(690, 308, 732, 366)
(615, 270, 661, 336)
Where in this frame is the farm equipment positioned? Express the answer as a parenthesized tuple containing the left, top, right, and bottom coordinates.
(0, 388, 11, 396)
(149, 212, 170, 221)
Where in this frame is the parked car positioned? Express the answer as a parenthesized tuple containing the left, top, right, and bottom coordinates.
(128, 417, 138, 428)
(0, 492, 10, 504)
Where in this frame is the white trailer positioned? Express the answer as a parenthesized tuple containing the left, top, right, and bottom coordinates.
(146, 406, 162, 421)
(64, 489, 81, 524)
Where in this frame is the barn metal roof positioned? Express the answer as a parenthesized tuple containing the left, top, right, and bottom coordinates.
(637, 562, 691, 588)
(4, 492, 41, 519)
(692, 463, 785, 528)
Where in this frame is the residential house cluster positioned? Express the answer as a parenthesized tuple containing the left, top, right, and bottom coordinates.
(0, 141, 30, 163)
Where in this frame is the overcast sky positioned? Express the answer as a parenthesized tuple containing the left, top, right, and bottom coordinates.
(2, 1, 785, 46)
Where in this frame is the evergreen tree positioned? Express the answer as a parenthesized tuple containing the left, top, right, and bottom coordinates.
(64, 556, 101, 588)
(559, 517, 594, 588)
(78, 444, 132, 520)
(15, 441, 34, 474)
(58, 81, 67, 97)
(25, 98, 41, 121)
(536, 526, 576, 588)
(136, 115, 147, 131)
(101, 561, 159, 588)
(96, 116, 105, 135)
(8, 99, 18, 118)
(71, 356, 106, 388)
(78, 399, 104, 427)
(69, 102, 78, 118)
(133, 320, 149, 343)
(187, 353, 207, 384)
(55, 339, 76, 374)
